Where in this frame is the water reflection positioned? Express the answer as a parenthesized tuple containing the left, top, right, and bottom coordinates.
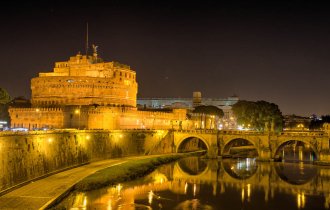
(222, 158, 258, 180)
(56, 157, 330, 210)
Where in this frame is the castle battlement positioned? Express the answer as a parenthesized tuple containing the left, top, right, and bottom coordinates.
(9, 107, 63, 112)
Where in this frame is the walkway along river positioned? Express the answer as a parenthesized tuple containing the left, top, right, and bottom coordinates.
(53, 156, 330, 210)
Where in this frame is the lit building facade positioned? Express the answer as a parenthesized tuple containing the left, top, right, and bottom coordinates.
(9, 51, 187, 130)
(138, 92, 239, 129)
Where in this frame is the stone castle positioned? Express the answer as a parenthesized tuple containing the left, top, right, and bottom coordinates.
(9, 50, 187, 130)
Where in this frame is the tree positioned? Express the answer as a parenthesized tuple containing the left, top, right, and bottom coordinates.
(232, 100, 283, 132)
(192, 105, 224, 129)
(0, 88, 11, 127)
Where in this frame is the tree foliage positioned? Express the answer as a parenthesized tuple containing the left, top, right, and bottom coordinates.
(232, 100, 283, 132)
(193, 105, 224, 118)
(0, 88, 11, 124)
(192, 105, 224, 129)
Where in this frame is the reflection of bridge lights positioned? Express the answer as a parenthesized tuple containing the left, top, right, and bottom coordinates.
(184, 182, 188, 194)
(148, 190, 153, 204)
(82, 196, 87, 210)
(297, 193, 305, 208)
(241, 188, 245, 202)
(193, 184, 197, 197)
(241, 184, 251, 202)
(116, 184, 122, 195)
(153, 173, 167, 184)
(107, 200, 112, 210)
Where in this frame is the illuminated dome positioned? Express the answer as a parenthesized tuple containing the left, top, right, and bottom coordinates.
(31, 52, 138, 107)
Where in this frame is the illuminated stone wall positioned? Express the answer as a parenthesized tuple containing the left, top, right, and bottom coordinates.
(0, 130, 175, 192)
(9, 106, 188, 130)
(9, 108, 64, 129)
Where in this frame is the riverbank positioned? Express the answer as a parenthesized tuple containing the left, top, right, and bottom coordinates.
(75, 151, 205, 192)
(0, 154, 190, 210)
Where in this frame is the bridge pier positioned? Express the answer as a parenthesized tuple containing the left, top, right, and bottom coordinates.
(257, 147, 272, 162)
(206, 143, 218, 159)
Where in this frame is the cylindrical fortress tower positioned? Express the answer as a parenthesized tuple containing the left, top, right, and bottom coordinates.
(30, 53, 138, 107)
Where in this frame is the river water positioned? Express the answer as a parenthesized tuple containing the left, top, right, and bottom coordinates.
(55, 157, 330, 210)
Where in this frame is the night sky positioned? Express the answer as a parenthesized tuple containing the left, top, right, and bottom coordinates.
(1, 1, 330, 116)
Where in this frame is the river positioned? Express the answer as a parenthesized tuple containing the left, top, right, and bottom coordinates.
(54, 157, 330, 210)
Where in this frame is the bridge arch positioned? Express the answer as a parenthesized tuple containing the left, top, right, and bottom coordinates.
(274, 162, 317, 185)
(222, 138, 259, 158)
(222, 158, 258, 180)
(176, 135, 210, 153)
(176, 157, 209, 176)
(273, 139, 318, 161)
(174, 159, 210, 179)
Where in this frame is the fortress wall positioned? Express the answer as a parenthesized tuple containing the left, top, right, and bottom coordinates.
(0, 129, 172, 192)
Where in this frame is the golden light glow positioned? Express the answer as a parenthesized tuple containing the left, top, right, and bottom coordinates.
(297, 192, 305, 209)
(86, 135, 90, 140)
(297, 124, 304, 128)
(184, 182, 188, 194)
(107, 199, 112, 210)
(241, 188, 245, 202)
(124, 80, 131, 85)
(48, 138, 53, 143)
(153, 173, 167, 184)
(148, 190, 153, 204)
(35, 108, 40, 112)
(193, 183, 197, 197)
(75, 109, 80, 114)
(83, 196, 87, 209)
(116, 184, 122, 194)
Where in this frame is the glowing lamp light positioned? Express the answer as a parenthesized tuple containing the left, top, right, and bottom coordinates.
(86, 135, 90, 140)
(75, 109, 80, 114)
(48, 138, 53, 143)
(119, 134, 123, 138)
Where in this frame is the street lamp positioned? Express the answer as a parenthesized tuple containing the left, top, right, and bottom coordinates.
(75, 109, 81, 129)
(35, 108, 41, 130)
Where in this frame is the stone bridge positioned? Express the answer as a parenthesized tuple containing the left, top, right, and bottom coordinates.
(172, 130, 330, 163)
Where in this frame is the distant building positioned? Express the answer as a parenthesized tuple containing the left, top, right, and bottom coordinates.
(283, 115, 311, 130)
(138, 92, 239, 129)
